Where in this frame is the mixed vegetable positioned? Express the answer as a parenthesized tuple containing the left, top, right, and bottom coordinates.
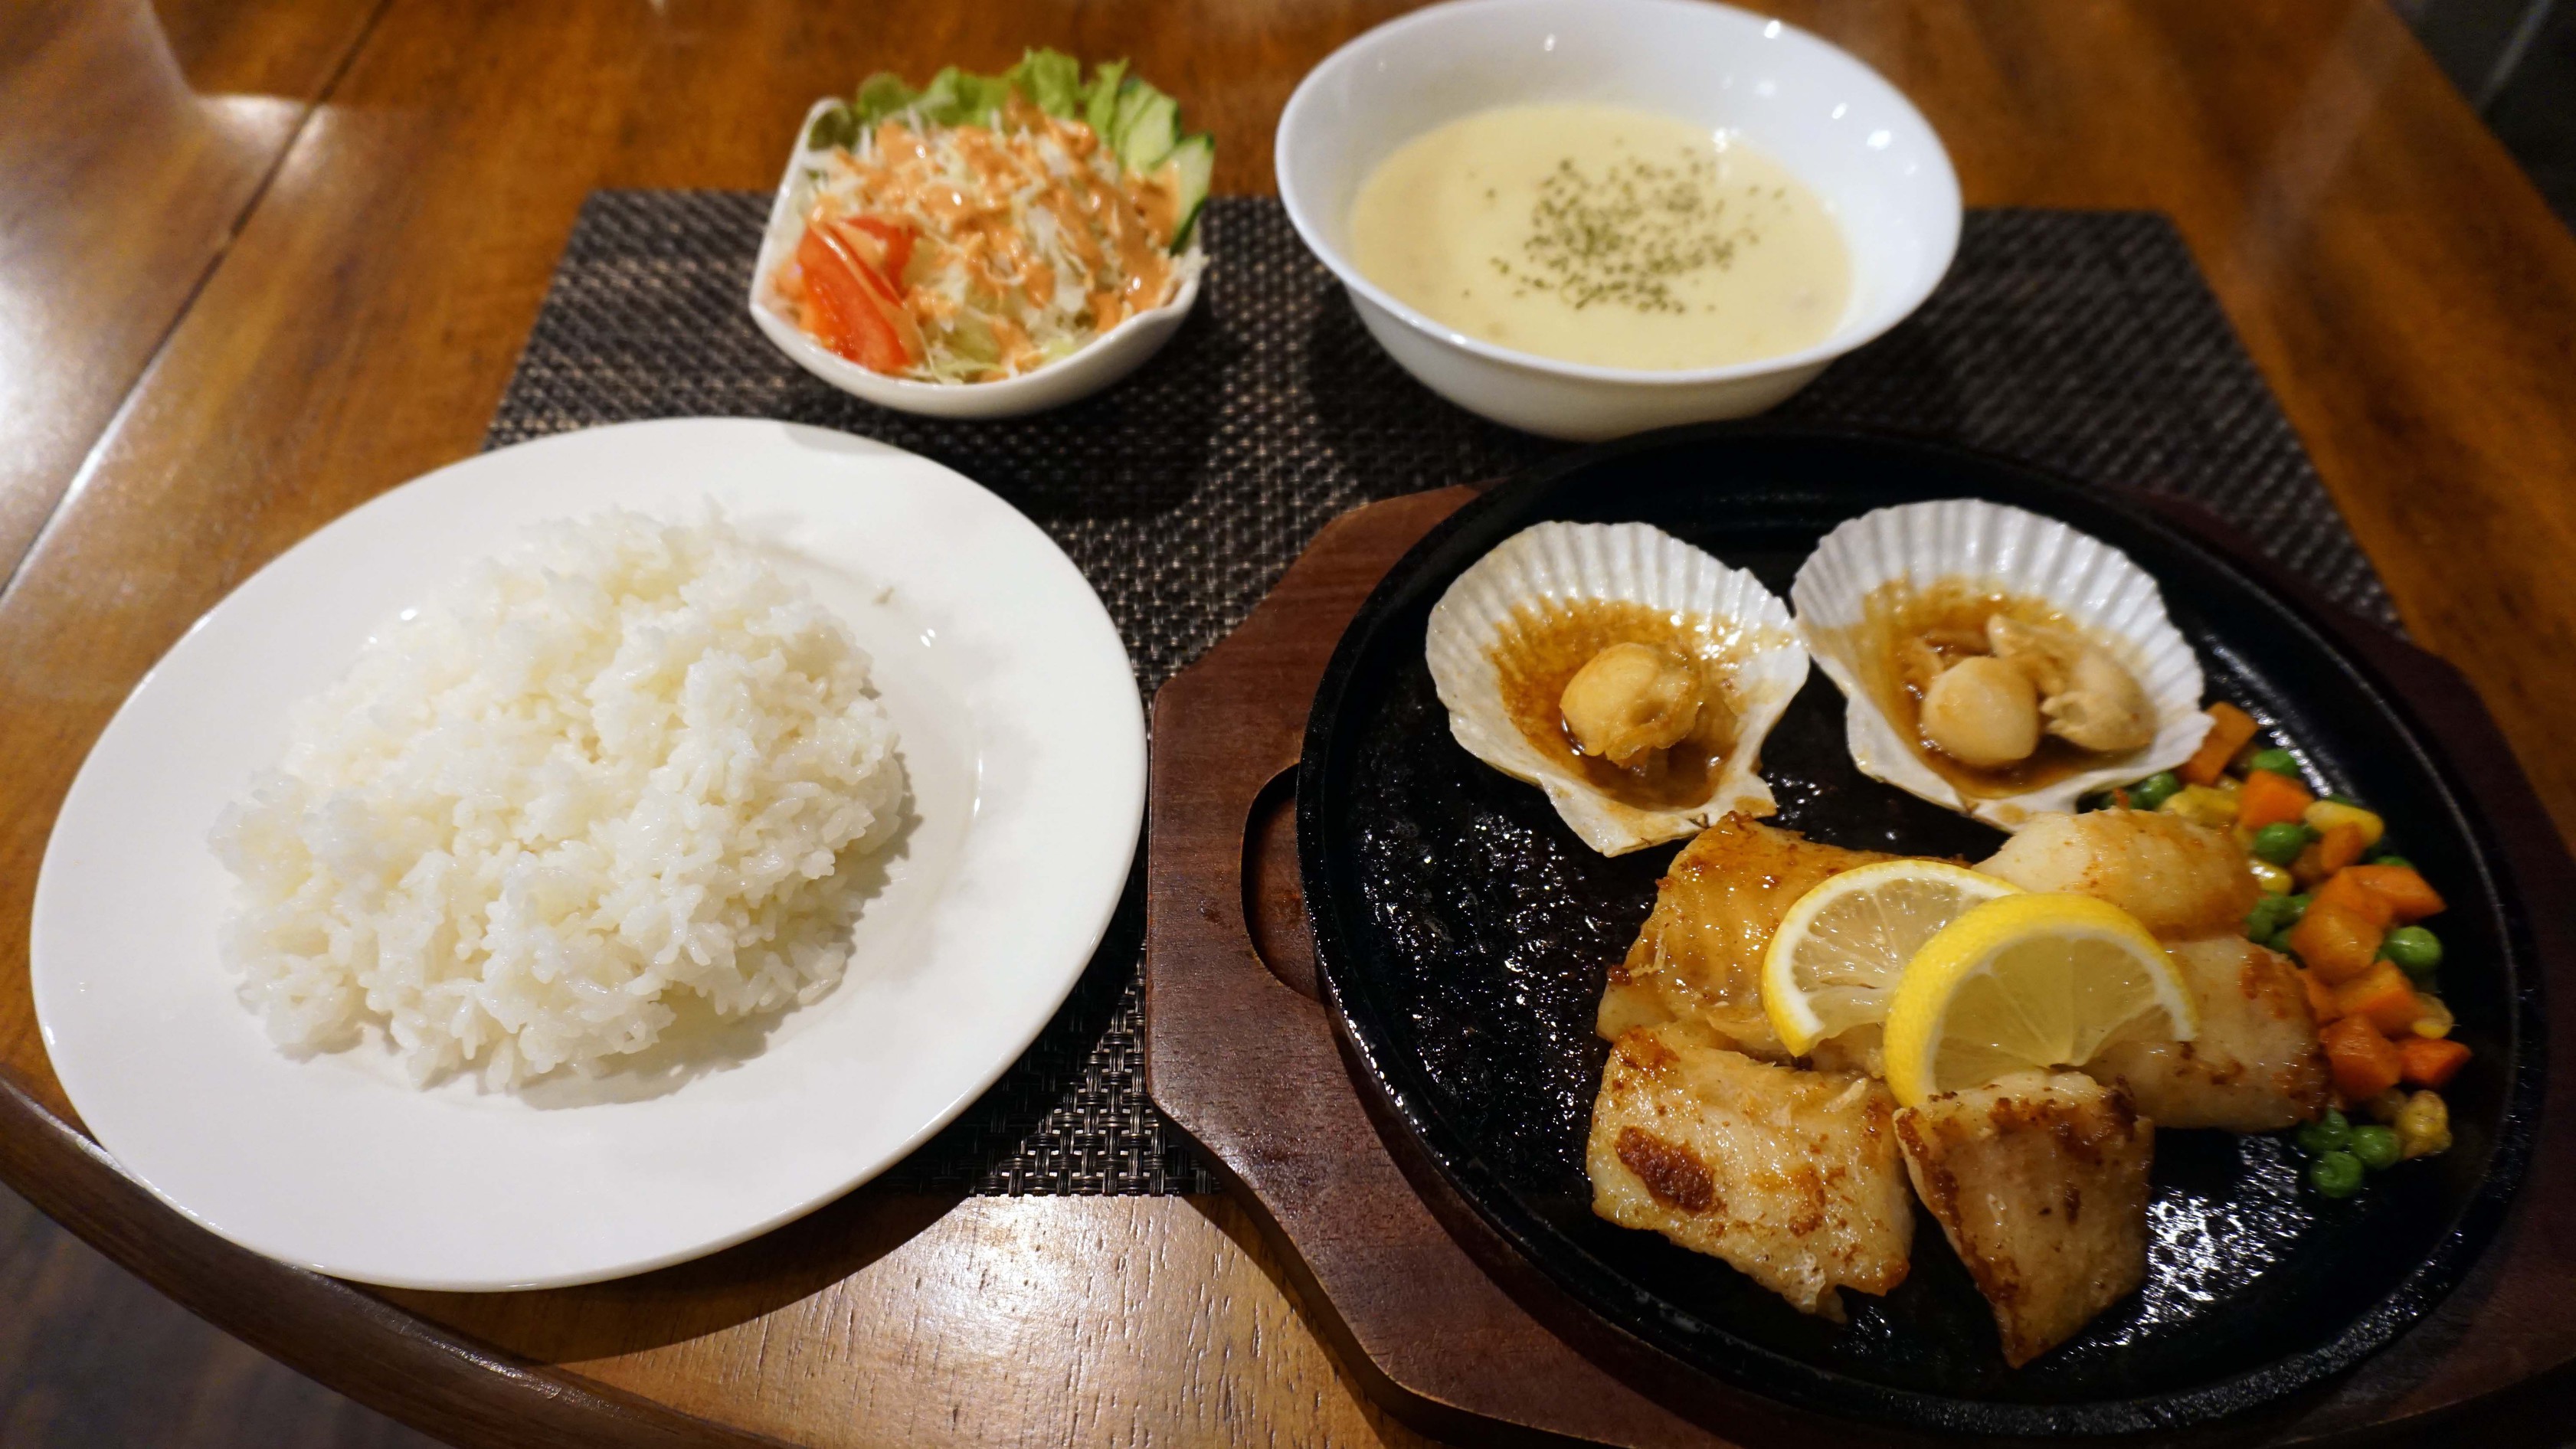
(2096, 702, 2461, 1197)
(776, 50, 1213, 382)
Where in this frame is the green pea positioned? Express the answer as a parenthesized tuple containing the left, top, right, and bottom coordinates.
(2309, 1150, 2365, 1198)
(2349, 1126, 2401, 1171)
(2278, 893, 2312, 929)
(2126, 771, 2183, 810)
(2296, 1108, 2353, 1156)
(2123, 777, 2184, 813)
(2247, 894, 2303, 940)
(2381, 925, 2443, 976)
(2247, 748, 2300, 777)
(2251, 822, 2316, 867)
(2370, 853, 2414, 869)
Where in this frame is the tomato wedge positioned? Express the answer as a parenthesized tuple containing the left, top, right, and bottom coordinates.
(794, 218, 921, 375)
(845, 215, 915, 283)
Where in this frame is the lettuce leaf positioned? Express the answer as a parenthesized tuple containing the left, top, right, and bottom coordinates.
(1007, 48, 1084, 118)
(850, 72, 917, 125)
(911, 66, 1012, 126)
(812, 52, 1205, 182)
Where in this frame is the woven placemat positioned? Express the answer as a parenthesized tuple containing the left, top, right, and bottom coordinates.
(486, 193, 2390, 1196)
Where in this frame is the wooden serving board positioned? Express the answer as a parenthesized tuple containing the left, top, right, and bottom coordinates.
(1139, 486, 2576, 1447)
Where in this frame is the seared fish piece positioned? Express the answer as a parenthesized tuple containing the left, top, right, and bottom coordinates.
(1896, 1070, 2152, 1367)
(1979, 809, 2259, 940)
(1589, 1022, 1913, 1318)
(2087, 936, 2329, 1130)
(1600, 815, 1897, 1060)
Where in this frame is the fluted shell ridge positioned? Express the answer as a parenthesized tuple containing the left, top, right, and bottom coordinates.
(1790, 499, 2210, 830)
(1425, 522, 1808, 855)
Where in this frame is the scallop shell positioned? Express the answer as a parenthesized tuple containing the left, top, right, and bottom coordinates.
(1425, 522, 1809, 855)
(1791, 499, 2211, 831)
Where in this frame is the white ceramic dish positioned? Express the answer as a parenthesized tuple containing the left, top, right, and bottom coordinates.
(1276, 0, 1960, 440)
(748, 99, 1204, 420)
(31, 418, 1146, 1290)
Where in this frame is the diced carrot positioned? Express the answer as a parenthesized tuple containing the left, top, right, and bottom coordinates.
(2289, 902, 2386, 983)
(2313, 871, 2398, 930)
(2315, 823, 2368, 875)
(2333, 963, 2422, 1035)
(2181, 703, 2260, 786)
(2323, 1016, 2405, 1099)
(2237, 769, 2316, 830)
(2398, 1036, 2472, 1089)
(2296, 967, 2341, 1025)
(2343, 864, 2447, 924)
(2290, 842, 2324, 888)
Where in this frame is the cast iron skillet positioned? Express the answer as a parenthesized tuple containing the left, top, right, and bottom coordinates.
(1295, 427, 2540, 1436)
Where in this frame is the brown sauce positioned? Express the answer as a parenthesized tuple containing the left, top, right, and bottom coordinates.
(1488, 597, 1758, 812)
(1846, 580, 2132, 798)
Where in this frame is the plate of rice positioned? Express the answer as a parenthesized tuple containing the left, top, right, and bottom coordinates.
(29, 417, 1144, 1290)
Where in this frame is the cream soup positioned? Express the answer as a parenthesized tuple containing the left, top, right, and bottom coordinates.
(1348, 104, 1850, 371)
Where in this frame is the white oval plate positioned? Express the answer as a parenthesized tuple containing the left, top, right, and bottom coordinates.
(31, 418, 1145, 1290)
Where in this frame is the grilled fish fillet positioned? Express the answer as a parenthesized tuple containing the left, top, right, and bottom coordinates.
(1896, 1070, 2153, 1366)
(1588, 1022, 1913, 1318)
(2087, 935, 2329, 1130)
(1979, 809, 2259, 940)
(1599, 816, 1897, 1060)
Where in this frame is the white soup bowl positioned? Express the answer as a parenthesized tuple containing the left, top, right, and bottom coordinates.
(1276, 0, 1959, 440)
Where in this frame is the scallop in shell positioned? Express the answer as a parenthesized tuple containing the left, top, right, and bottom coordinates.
(1425, 522, 1808, 855)
(1791, 499, 2210, 830)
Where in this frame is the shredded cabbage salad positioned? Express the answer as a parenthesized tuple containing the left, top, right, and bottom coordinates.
(774, 51, 1213, 384)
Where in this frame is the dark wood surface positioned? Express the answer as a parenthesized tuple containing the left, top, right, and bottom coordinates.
(1141, 485, 2576, 1448)
(0, 1181, 437, 1449)
(6, 2, 2576, 1445)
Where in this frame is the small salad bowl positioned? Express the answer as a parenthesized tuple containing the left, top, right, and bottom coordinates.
(1277, 0, 1959, 440)
(748, 99, 1205, 421)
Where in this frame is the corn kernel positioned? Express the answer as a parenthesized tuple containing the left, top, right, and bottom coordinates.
(2214, 774, 2243, 796)
(2411, 995, 2455, 1039)
(2250, 859, 2294, 895)
(2396, 1090, 2451, 1160)
(2162, 784, 2240, 829)
(2303, 798, 2386, 846)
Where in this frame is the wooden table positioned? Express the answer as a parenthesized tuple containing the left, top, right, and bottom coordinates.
(5, 2, 2575, 1445)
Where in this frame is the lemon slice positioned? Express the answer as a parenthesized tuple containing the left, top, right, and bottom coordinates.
(1760, 861, 2023, 1056)
(1884, 893, 2197, 1107)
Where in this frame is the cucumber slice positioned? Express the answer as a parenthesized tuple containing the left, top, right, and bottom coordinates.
(1115, 89, 1180, 174)
(1083, 62, 1130, 139)
(1158, 132, 1215, 250)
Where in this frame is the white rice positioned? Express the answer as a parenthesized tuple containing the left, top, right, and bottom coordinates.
(210, 511, 903, 1088)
